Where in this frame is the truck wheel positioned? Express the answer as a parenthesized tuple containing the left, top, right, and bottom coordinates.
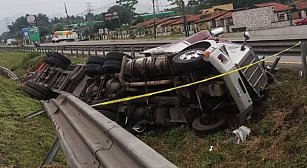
(192, 114, 228, 134)
(24, 81, 53, 96)
(22, 85, 48, 100)
(84, 64, 104, 77)
(86, 56, 105, 65)
(43, 56, 69, 70)
(171, 48, 207, 75)
(22, 81, 53, 100)
(101, 60, 121, 74)
(105, 52, 131, 61)
(46, 52, 71, 65)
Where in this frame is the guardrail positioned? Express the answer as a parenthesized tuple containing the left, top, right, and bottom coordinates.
(1, 39, 307, 57)
(42, 93, 177, 168)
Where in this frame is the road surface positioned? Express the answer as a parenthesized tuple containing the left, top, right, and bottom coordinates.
(41, 25, 307, 46)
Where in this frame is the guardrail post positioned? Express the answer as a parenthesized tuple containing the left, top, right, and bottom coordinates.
(102, 46, 106, 57)
(131, 46, 135, 58)
(61, 46, 64, 54)
(94, 46, 97, 56)
(120, 46, 123, 53)
(301, 42, 307, 80)
(70, 46, 73, 55)
(111, 45, 116, 52)
(76, 47, 79, 56)
(41, 138, 60, 166)
(87, 46, 91, 56)
(81, 47, 85, 57)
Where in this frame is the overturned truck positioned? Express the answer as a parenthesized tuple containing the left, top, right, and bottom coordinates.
(23, 28, 273, 134)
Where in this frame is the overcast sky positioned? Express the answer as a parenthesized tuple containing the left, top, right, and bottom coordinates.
(0, 0, 172, 33)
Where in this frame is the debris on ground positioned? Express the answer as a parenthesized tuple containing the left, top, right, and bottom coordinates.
(232, 126, 251, 144)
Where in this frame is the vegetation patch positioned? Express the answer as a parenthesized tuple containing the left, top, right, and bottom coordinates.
(0, 76, 65, 167)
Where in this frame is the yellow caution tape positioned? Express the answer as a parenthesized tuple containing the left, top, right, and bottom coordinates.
(92, 41, 301, 107)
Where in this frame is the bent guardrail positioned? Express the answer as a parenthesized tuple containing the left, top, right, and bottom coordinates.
(42, 93, 177, 168)
(0, 66, 20, 82)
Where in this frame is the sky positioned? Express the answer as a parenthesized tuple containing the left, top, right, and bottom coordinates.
(0, 0, 172, 34)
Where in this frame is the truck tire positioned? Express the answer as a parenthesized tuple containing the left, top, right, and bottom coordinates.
(22, 84, 49, 100)
(84, 64, 104, 77)
(86, 56, 105, 65)
(43, 56, 69, 70)
(171, 48, 207, 75)
(105, 52, 131, 61)
(46, 52, 71, 65)
(24, 81, 52, 96)
(192, 114, 228, 134)
(101, 60, 121, 74)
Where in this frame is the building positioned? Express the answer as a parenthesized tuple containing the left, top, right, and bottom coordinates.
(169, 15, 202, 35)
(292, 1, 307, 19)
(200, 3, 234, 15)
(195, 10, 233, 32)
(254, 2, 289, 21)
(156, 17, 181, 36)
(232, 2, 290, 31)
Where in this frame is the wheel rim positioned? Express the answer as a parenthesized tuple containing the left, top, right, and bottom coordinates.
(179, 49, 203, 60)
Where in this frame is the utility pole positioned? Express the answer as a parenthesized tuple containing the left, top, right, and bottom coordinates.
(152, 0, 157, 38)
(288, 0, 293, 26)
(64, 3, 71, 31)
(102, 13, 106, 39)
(181, 0, 189, 37)
(86, 2, 94, 40)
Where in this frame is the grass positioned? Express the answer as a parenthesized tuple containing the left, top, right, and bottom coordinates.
(0, 52, 73, 167)
(0, 51, 306, 167)
(0, 76, 66, 167)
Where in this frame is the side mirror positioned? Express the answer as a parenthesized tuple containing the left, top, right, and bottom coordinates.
(241, 32, 251, 51)
(244, 32, 250, 40)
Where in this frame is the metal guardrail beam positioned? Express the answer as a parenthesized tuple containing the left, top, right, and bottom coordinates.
(1, 39, 306, 57)
(0, 66, 20, 82)
(42, 94, 177, 168)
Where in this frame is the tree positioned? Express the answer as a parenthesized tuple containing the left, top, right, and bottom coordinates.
(105, 5, 135, 31)
(116, 0, 138, 11)
(52, 23, 64, 31)
(7, 16, 29, 39)
(167, 0, 285, 13)
(0, 32, 11, 42)
(36, 13, 51, 37)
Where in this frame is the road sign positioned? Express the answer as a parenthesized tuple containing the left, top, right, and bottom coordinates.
(28, 27, 40, 42)
(26, 14, 36, 25)
(22, 28, 29, 37)
(104, 12, 119, 21)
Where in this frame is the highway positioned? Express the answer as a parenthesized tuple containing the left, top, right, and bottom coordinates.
(40, 25, 307, 46)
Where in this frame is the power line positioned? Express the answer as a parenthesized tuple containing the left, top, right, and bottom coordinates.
(155, 0, 160, 13)
(86, 2, 93, 14)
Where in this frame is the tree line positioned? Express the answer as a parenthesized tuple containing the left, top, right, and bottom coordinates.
(0, 0, 288, 41)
